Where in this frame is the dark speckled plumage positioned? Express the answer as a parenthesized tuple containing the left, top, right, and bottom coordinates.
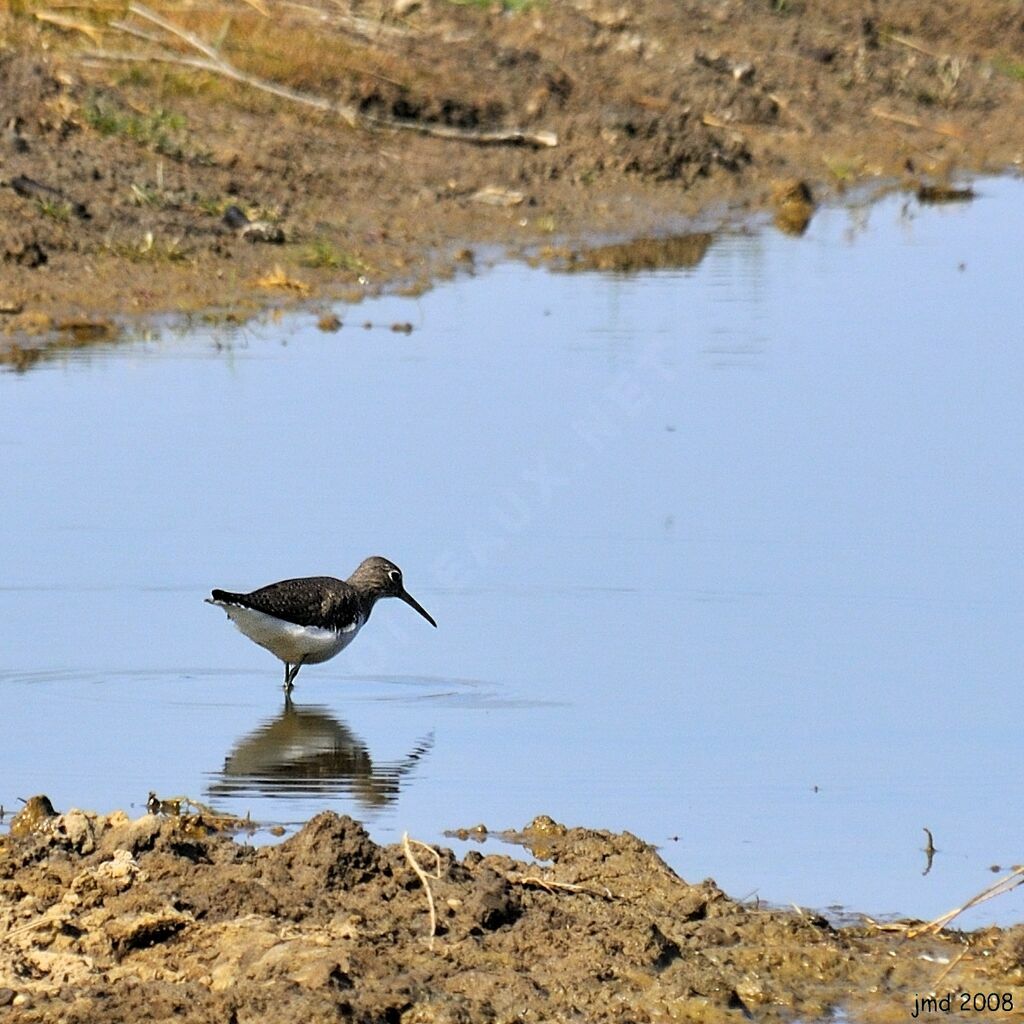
(211, 576, 365, 631)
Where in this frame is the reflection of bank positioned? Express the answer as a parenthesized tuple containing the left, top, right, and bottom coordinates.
(207, 698, 433, 809)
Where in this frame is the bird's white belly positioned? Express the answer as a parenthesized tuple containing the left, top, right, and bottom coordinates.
(218, 603, 362, 665)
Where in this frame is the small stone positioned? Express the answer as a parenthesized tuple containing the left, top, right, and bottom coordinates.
(471, 186, 525, 207)
(241, 221, 286, 244)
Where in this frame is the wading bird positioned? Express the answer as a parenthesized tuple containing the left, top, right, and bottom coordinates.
(207, 556, 436, 692)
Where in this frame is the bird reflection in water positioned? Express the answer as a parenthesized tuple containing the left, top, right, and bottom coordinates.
(207, 697, 433, 809)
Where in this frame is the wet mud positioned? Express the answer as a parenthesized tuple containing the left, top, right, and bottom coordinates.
(3, 0, 1024, 364)
(1, 802, 1022, 1022)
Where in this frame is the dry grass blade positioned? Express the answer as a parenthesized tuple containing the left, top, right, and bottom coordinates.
(126, 2, 221, 62)
(84, 2, 557, 147)
(402, 832, 442, 949)
(870, 106, 964, 138)
(112, 2, 354, 121)
(889, 33, 941, 58)
(860, 916, 912, 933)
(34, 10, 103, 44)
(4, 914, 56, 940)
(255, 265, 311, 295)
(106, 20, 171, 47)
(508, 872, 613, 899)
(908, 866, 1024, 937)
(363, 116, 557, 147)
(932, 942, 972, 987)
(83, 46, 348, 120)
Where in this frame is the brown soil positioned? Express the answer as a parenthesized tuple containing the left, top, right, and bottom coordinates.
(2, 801, 1022, 1023)
(3, 5, 1024, 1014)
(2, 0, 1024, 365)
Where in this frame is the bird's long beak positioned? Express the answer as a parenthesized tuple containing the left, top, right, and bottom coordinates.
(399, 589, 437, 628)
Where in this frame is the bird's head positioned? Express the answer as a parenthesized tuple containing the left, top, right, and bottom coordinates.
(352, 556, 437, 627)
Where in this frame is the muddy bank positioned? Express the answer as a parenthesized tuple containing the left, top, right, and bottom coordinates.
(1, 800, 1022, 1022)
(2, 0, 1024, 363)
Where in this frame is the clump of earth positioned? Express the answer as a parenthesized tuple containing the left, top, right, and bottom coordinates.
(1, 798, 1021, 1022)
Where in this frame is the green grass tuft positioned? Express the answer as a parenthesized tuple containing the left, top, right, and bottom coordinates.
(994, 58, 1024, 82)
(37, 198, 71, 222)
(300, 239, 368, 273)
(82, 97, 189, 158)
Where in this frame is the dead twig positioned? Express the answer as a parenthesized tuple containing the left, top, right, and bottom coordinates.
(889, 33, 941, 58)
(932, 942, 972, 988)
(508, 872, 613, 899)
(107, 19, 184, 49)
(4, 915, 56, 941)
(127, 2, 222, 62)
(403, 832, 442, 949)
(701, 112, 729, 129)
(767, 92, 812, 134)
(870, 106, 964, 138)
(83, 46, 350, 121)
(860, 916, 912, 933)
(368, 118, 557, 147)
(908, 866, 1024, 937)
(34, 10, 103, 44)
(86, 2, 557, 147)
(127, 3, 354, 121)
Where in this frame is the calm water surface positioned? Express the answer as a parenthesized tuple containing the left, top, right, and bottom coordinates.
(2, 178, 1022, 927)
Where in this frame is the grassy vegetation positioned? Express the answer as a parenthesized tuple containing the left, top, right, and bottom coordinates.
(196, 195, 229, 217)
(993, 58, 1024, 82)
(105, 232, 190, 264)
(82, 97, 190, 158)
(129, 183, 165, 207)
(36, 198, 71, 222)
(300, 239, 368, 274)
(823, 156, 861, 183)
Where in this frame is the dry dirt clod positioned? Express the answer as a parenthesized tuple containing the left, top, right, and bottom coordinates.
(9, 796, 58, 838)
(772, 179, 816, 236)
(0, 805, 1022, 1022)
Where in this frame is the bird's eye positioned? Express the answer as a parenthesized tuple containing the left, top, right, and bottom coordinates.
(387, 568, 401, 583)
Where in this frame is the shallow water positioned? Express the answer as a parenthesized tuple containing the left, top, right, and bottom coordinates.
(2, 177, 1023, 928)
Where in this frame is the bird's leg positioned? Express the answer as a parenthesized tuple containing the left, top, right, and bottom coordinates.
(284, 658, 304, 692)
(282, 663, 292, 692)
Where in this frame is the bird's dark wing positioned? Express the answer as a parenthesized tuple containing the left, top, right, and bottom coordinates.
(211, 576, 361, 630)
